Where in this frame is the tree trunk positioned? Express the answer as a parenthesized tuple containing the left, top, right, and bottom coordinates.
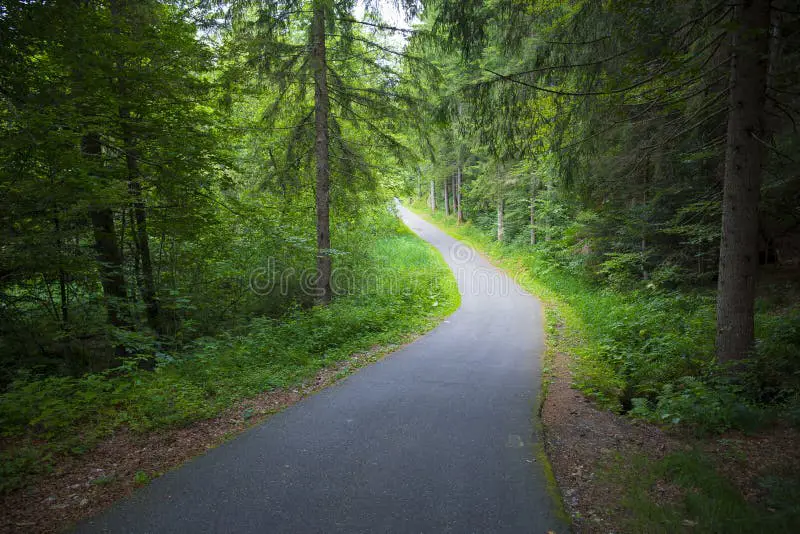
(530, 174, 537, 245)
(312, 2, 332, 304)
(545, 180, 552, 242)
(131, 181, 159, 330)
(443, 177, 450, 216)
(121, 129, 159, 331)
(111, 0, 160, 333)
(451, 175, 457, 216)
(641, 191, 648, 281)
(59, 267, 68, 324)
(83, 133, 128, 330)
(429, 179, 436, 212)
(52, 197, 69, 325)
(716, 0, 771, 363)
(118, 107, 160, 331)
(497, 196, 505, 242)
(456, 161, 463, 224)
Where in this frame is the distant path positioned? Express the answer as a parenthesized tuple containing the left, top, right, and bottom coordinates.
(78, 206, 565, 533)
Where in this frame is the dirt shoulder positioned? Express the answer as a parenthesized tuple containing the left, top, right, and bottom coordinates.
(0, 344, 401, 534)
(541, 341, 678, 532)
(541, 325, 800, 533)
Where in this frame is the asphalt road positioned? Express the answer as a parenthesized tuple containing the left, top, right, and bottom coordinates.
(77, 206, 565, 533)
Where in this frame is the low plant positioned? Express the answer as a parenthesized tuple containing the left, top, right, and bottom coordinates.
(411, 202, 800, 432)
(0, 218, 459, 493)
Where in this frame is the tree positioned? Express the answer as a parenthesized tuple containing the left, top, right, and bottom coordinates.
(423, 0, 800, 364)
(1, 0, 221, 372)
(229, 0, 419, 304)
(311, 1, 333, 303)
(716, 0, 772, 362)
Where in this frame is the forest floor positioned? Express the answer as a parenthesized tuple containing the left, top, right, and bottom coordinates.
(542, 325, 800, 533)
(0, 342, 409, 533)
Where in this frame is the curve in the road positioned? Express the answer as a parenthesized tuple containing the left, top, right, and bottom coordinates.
(77, 206, 566, 533)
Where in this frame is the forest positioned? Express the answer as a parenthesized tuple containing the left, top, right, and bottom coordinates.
(1, 0, 800, 531)
(409, 0, 800, 428)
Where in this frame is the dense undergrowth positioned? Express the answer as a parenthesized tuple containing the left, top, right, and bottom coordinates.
(411, 202, 800, 434)
(414, 202, 800, 531)
(0, 212, 459, 493)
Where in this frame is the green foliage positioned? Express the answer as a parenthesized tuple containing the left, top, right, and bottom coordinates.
(631, 377, 760, 434)
(0, 216, 459, 492)
(133, 471, 150, 486)
(413, 203, 800, 432)
(607, 451, 800, 533)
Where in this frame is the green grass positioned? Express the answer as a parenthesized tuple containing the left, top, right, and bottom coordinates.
(410, 202, 799, 433)
(0, 219, 459, 493)
(604, 450, 800, 533)
(412, 202, 800, 532)
(410, 203, 630, 410)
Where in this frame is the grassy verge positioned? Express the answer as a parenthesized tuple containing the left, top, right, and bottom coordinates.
(605, 449, 800, 533)
(410, 203, 799, 431)
(410, 203, 800, 533)
(0, 218, 459, 493)
(409, 204, 613, 407)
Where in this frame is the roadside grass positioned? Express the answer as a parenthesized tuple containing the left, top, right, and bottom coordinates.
(409, 203, 625, 411)
(604, 450, 800, 533)
(409, 202, 799, 430)
(0, 218, 459, 493)
(410, 202, 800, 533)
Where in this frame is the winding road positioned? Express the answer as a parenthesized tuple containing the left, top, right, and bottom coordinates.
(78, 206, 565, 533)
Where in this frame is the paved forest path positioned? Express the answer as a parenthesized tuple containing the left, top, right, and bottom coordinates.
(78, 206, 564, 533)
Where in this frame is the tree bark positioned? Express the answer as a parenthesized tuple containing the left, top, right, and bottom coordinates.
(312, 1, 332, 304)
(51, 194, 69, 325)
(530, 174, 537, 245)
(119, 113, 159, 331)
(443, 177, 450, 216)
(497, 196, 505, 242)
(130, 179, 159, 331)
(58, 267, 68, 324)
(119, 103, 160, 332)
(456, 160, 463, 224)
(83, 133, 128, 330)
(716, 0, 771, 363)
(429, 179, 436, 212)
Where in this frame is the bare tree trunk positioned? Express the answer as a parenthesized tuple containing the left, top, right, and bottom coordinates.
(530, 174, 537, 245)
(51, 193, 69, 325)
(545, 180, 552, 242)
(497, 197, 505, 242)
(127, 209, 139, 304)
(58, 268, 68, 324)
(451, 175, 456, 216)
(456, 161, 463, 224)
(641, 191, 648, 281)
(716, 0, 771, 363)
(429, 179, 436, 212)
(118, 110, 160, 331)
(312, 2, 332, 304)
(443, 178, 450, 216)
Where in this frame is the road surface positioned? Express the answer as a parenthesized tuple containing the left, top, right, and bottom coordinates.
(78, 206, 565, 533)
